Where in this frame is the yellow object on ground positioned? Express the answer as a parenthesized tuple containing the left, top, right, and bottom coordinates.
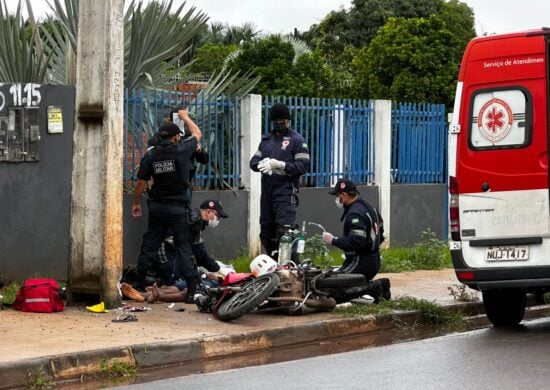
(85, 302, 109, 313)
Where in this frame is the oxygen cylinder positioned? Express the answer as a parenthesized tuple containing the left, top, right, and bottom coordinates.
(278, 230, 293, 264)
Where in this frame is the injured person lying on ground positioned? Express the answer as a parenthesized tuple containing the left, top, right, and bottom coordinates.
(121, 263, 235, 303)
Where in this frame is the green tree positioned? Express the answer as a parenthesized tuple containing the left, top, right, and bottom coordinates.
(227, 35, 295, 96)
(279, 51, 332, 97)
(352, 16, 460, 106)
(188, 43, 237, 75)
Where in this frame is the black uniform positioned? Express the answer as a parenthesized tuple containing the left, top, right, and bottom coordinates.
(249, 129, 310, 255)
(153, 208, 220, 285)
(332, 198, 384, 281)
(134, 138, 198, 289)
(148, 132, 209, 181)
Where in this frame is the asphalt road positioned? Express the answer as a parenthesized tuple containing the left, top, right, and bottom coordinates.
(110, 317, 550, 390)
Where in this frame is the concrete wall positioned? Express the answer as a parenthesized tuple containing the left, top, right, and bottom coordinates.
(123, 191, 249, 265)
(390, 184, 447, 246)
(1, 85, 76, 279)
(0, 86, 447, 281)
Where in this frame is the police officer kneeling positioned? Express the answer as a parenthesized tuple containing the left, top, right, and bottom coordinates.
(132, 111, 202, 303)
(322, 179, 391, 303)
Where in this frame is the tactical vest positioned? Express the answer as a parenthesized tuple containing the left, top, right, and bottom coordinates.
(148, 143, 190, 201)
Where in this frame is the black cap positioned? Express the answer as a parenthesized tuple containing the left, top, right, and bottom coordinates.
(158, 123, 182, 138)
(270, 103, 290, 121)
(328, 179, 359, 195)
(200, 199, 228, 218)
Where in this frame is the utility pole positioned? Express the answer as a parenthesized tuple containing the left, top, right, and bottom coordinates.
(67, 0, 125, 308)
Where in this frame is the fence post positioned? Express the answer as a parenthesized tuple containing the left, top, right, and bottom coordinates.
(373, 100, 392, 247)
(240, 94, 262, 257)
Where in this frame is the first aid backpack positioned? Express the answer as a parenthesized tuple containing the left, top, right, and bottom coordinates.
(13, 278, 65, 313)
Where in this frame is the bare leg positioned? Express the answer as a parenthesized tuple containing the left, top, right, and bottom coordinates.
(157, 288, 188, 302)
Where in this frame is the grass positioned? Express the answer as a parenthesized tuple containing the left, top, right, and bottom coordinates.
(381, 229, 451, 273)
(1, 281, 20, 306)
(225, 229, 451, 274)
(24, 368, 55, 389)
(336, 296, 466, 329)
(98, 359, 136, 377)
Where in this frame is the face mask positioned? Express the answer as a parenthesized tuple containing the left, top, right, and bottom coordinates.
(208, 217, 220, 228)
(335, 196, 344, 209)
(272, 122, 288, 133)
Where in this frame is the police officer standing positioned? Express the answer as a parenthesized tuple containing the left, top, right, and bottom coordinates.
(132, 110, 201, 302)
(148, 109, 209, 183)
(249, 103, 310, 258)
(322, 178, 391, 302)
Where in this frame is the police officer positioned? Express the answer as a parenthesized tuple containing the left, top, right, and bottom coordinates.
(148, 109, 209, 182)
(132, 110, 201, 302)
(152, 199, 229, 286)
(189, 199, 229, 272)
(322, 178, 391, 302)
(249, 103, 310, 258)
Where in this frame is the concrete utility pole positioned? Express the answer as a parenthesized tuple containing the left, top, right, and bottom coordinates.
(67, 0, 125, 308)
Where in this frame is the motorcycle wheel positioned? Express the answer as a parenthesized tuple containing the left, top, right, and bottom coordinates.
(315, 273, 366, 289)
(216, 273, 280, 322)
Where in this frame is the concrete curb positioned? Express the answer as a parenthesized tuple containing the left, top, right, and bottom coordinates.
(2, 301, 549, 389)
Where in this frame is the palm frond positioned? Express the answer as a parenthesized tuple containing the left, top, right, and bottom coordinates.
(0, 0, 50, 82)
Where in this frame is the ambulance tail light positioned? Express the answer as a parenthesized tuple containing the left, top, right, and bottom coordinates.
(449, 176, 461, 241)
(456, 271, 475, 281)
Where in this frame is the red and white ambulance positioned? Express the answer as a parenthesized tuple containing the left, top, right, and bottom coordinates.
(449, 29, 550, 326)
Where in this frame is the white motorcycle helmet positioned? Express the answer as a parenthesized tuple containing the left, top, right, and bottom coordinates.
(250, 254, 278, 277)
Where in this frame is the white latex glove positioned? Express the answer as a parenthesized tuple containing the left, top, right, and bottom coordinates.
(269, 158, 285, 170)
(258, 158, 273, 175)
(322, 232, 335, 245)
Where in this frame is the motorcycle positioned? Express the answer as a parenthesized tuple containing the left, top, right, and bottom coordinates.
(259, 222, 390, 314)
(194, 271, 280, 322)
(196, 221, 390, 321)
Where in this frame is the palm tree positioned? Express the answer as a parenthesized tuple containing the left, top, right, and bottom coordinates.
(0, 0, 49, 82)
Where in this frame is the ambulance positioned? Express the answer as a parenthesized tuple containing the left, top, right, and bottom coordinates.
(449, 29, 550, 326)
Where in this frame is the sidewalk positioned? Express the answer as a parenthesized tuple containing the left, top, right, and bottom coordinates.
(0, 269, 533, 388)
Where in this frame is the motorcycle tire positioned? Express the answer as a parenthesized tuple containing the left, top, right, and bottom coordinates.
(315, 273, 366, 289)
(216, 273, 280, 322)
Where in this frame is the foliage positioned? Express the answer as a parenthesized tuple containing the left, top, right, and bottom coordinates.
(227, 35, 295, 96)
(306, 0, 443, 62)
(24, 368, 55, 389)
(98, 359, 136, 377)
(1, 281, 20, 306)
(230, 253, 254, 273)
(336, 296, 465, 328)
(302, 234, 344, 269)
(0, 0, 50, 82)
(188, 43, 238, 75)
(278, 51, 334, 97)
(448, 284, 479, 302)
(352, 15, 461, 106)
(380, 229, 450, 272)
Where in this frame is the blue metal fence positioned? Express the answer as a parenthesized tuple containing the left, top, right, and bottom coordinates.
(124, 88, 241, 190)
(124, 90, 448, 190)
(262, 96, 375, 187)
(391, 102, 447, 184)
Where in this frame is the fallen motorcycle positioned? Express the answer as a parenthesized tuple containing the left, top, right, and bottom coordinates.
(257, 222, 390, 314)
(194, 271, 280, 322)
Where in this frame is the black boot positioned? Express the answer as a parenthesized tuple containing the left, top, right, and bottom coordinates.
(373, 278, 391, 303)
(184, 276, 199, 304)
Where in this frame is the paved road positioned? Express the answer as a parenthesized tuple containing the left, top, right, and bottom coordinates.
(112, 317, 550, 390)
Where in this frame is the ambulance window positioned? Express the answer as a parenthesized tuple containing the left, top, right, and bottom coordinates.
(469, 88, 531, 150)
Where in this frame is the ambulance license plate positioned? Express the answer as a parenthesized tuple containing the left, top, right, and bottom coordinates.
(485, 246, 529, 261)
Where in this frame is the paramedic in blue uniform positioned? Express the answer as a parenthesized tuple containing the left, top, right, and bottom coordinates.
(322, 178, 391, 302)
(132, 110, 201, 302)
(249, 103, 310, 258)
